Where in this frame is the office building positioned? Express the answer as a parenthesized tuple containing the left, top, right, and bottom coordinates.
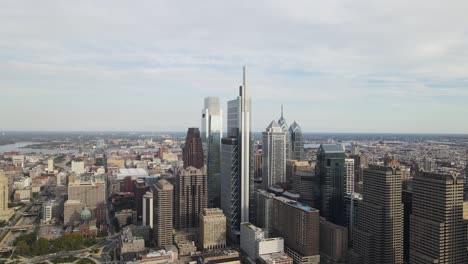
(292, 169, 319, 208)
(155, 179, 174, 247)
(42, 200, 55, 223)
(48, 158, 54, 173)
(175, 166, 207, 229)
(277, 105, 292, 160)
(262, 121, 287, 190)
(272, 196, 320, 264)
(410, 171, 467, 263)
(289, 121, 304, 161)
(240, 223, 285, 261)
(134, 179, 149, 222)
(183, 127, 204, 170)
(254, 148, 263, 180)
(142, 191, 153, 228)
(349, 161, 403, 264)
(320, 218, 348, 264)
(68, 173, 107, 224)
(220, 137, 241, 241)
(286, 160, 310, 182)
(344, 159, 355, 194)
(200, 208, 226, 250)
(255, 189, 276, 235)
(402, 189, 412, 263)
(317, 144, 346, 225)
(221, 66, 253, 240)
(71, 160, 85, 174)
(0, 171, 13, 221)
(201, 97, 223, 208)
(64, 200, 83, 226)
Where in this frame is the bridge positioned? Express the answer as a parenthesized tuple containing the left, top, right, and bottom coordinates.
(10, 225, 34, 231)
(23, 212, 39, 216)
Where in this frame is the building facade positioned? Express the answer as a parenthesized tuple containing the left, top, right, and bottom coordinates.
(289, 121, 304, 161)
(262, 121, 287, 190)
(200, 208, 227, 250)
(317, 144, 346, 225)
(344, 158, 355, 194)
(155, 179, 174, 247)
(175, 166, 207, 229)
(183, 128, 204, 170)
(201, 97, 223, 208)
(410, 171, 467, 263)
(142, 191, 153, 228)
(349, 161, 403, 264)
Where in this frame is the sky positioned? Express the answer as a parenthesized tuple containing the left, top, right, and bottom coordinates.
(1, 1, 468, 133)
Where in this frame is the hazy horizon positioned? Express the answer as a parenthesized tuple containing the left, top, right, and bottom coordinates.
(2, 1, 468, 133)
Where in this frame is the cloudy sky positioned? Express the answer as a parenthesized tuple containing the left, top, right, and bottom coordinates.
(1, 1, 468, 133)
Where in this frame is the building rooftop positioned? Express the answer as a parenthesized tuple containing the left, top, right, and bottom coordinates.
(117, 168, 148, 179)
(274, 196, 317, 212)
(319, 144, 345, 153)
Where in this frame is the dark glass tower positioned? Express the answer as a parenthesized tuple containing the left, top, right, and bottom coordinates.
(289, 121, 304, 160)
(183, 128, 204, 169)
(317, 144, 346, 225)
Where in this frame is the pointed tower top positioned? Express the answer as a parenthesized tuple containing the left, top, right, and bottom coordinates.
(281, 104, 284, 118)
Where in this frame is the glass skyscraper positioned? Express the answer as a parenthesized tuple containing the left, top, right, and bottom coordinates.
(262, 120, 287, 190)
(289, 121, 304, 160)
(202, 97, 222, 208)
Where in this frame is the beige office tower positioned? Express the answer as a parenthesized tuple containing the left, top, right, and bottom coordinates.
(68, 174, 106, 224)
(48, 158, 54, 172)
(155, 179, 174, 247)
(175, 166, 207, 229)
(0, 171, 13, 221)
(200, 208, 226, 250)
(349, 161, 403, 264)
(410, 172, 467, 263)
(286, 160, 310, 182)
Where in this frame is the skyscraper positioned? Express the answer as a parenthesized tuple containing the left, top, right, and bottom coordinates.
(183, 128, 204, 169)
(134, 179, 149, 222)
(201, 97, 223, 208)
(142, 191, 153, 228)
(200, 208, 227, 250)
(349, 160, 403, 264)
(344, 158, 355, 194)
(0, 171, 13, 221)
(272, 196, 320, 264)
(220, 137, 240, 241)
(289, 121, 304, 161)
(175, 166, 208, 229)
(262, 120, 287, 190)
(221, 66, 252, 240)
(155, 179, 174, 247)
(277, 105, 291, 160)
(409, 171, 467, 263)
(317, 144, 346, 225)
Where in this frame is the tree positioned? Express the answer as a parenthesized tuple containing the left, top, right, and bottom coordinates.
(16, 240, 29, 255)
(31, 237, 49, 256)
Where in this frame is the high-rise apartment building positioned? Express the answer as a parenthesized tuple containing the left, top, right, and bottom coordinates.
(221, 66, 253, 240)
(289, 121, 304, 161)
(349, 161, 403, 264)
(201, 97, 223, 208)
(0, 171, 13, 221)
(142, 191, 153, 228)
(200, 208, 227, 250)
(410, 171, 467, 263)
(317, 144, 346, 225)
(155, 179, 174, 247)
(183, 128, 204, 170)
(272, 196, 320, 264)
(344, 158, 355, 194)
(175, 166, 207, 229)
(48, 158, 54, 172)
(262, 121, 287, 190)
(292, 170, 319, 208)
(255, 189, 276, 235)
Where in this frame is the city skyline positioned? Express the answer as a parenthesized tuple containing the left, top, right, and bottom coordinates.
(2, 1, 468, 133)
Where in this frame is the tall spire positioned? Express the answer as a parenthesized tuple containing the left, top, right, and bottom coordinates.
(281, 104, 284, 118)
